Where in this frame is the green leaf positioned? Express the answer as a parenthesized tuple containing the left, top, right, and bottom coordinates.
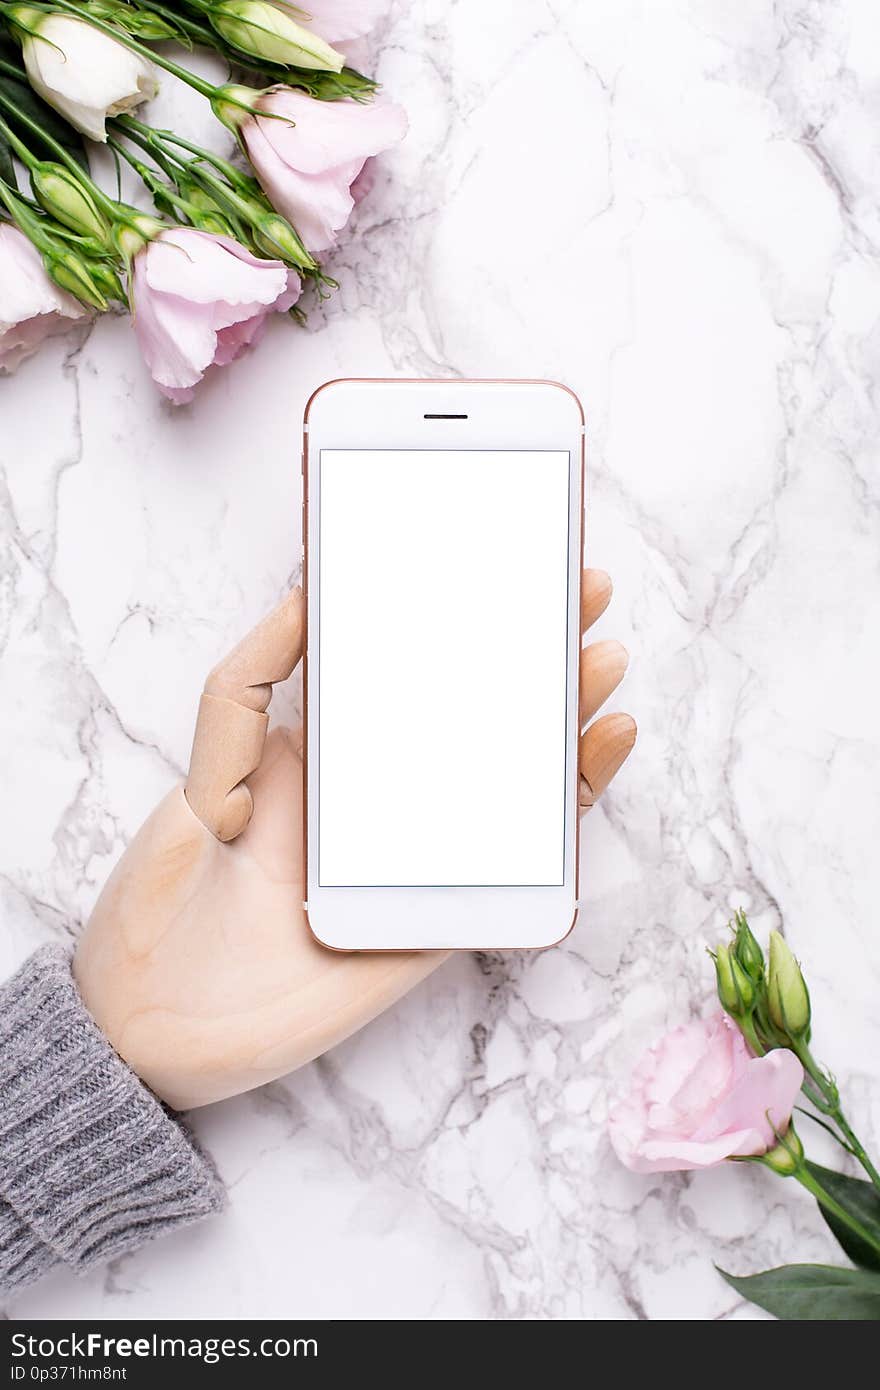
(805, 1161, 880, 1272)
(719, 1262, 880, 1320)
(0, 66, 90, 178)
(0, 132, 15, 188)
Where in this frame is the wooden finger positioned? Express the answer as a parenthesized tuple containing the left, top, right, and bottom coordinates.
(581, 568, 613, 633)
(579, 712, 637, 810)
(580, 639, 629, 727)
(186, 590, 304, 841)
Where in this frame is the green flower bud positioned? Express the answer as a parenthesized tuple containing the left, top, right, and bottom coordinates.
(45, 247, 108, 310)
(731, 954, 755, 1011)
(713, 943, 755, 1019)
(767, 931, 811, 1040)
(714, 943, 739, 1014)
(87, 258, 126, 304)
(130, 213, 165, 239)
(254, 212, 315, 269)
(113, 214, 163, 264)
(30, 162, 110, 245)
(760, 1124, 804, 1176)
(181, 183, 223, 214)
(171, 179, 242, 237)
(191, 209, 238, 237)
(210, 83, 259, 135)
(732, 910, 765, 984)
(209, 1, 345, 72)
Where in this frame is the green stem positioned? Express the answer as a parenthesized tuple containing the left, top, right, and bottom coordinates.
(794, 1163, 880, 1256)
(114, 113, 259, 198)
(830, 1109, 880, 1191)
(112, 113, 313, 269)
(800, 1076, 837, 1116)
(106, 134, 185, 217)
(0, 108, 37, 167)
(794, 1106, 858, 1157)
(0, 171, 30, 224)
(740, 1014, 765, 1058)
(793, 1037, 880, 1193)
(0, 81, 158, 247)
(109, 122, 183, 185)
(0, 83, 111, 205)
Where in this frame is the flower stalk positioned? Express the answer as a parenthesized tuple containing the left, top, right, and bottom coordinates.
(106, 134, 236, 238)
(745, 1117, 880, 1263)
(112, 112, 316, 269)
(716, 912, 880, 1195)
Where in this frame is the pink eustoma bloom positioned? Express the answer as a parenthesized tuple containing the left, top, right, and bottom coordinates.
(0, 224, 88, 373)
(609, 1012, 804, 1173)
(241, 87, 407, 255)
(271, 0, 388, 43)
(131, 228, 300, 403)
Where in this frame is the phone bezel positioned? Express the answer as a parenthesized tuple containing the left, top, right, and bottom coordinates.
(302, 379, 585, 951)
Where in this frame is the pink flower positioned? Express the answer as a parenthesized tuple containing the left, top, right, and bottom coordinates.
(609, 1012, 804, 1173)
(270, 0, 389, 43)
(131, 228, 300, 403)
(241, 87, 407, 255)
(0, 224, 89, 373)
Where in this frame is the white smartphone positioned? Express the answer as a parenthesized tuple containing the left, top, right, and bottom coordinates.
(302, 379, 584, 951)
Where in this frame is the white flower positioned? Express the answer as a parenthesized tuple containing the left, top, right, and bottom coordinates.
(20, 14, 158, 142)
(0, 224, 89, 374)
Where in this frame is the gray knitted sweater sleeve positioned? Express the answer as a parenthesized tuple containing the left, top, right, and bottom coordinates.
(0, 944, 225, 1296)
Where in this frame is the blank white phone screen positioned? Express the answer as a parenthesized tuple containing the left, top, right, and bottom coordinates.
(318, 449, 571, 886)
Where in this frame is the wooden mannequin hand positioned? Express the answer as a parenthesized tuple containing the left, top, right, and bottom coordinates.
(73, 570, 635, 1109)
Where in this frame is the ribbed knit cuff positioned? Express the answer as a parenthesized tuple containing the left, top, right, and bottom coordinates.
(0, 1197, 56, 1295)
(0, 945, 224, 1293)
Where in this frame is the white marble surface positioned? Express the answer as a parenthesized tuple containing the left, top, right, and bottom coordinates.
(2, 0, 880, 1320)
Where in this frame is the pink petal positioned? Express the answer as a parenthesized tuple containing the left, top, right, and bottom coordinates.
(696, 1049, 804, 1146)
(213, 313, 268, 366)
(256, 89, 407, 175)
(349, 160, 376, 205)
(145, 229, 287, 308)
(276, 269, 303, 312)
(132, 231, 296, 401)
(244, 122, 356, 252)
(607, 1013, 804, 1175)
(132, 261, 220, 392)
(283, 0, 389, 43)
(0, 224, 87, 370)
(634, 1128, 771, 1173)
(244, 94, 406, 253)
(0, 312, 76, 373)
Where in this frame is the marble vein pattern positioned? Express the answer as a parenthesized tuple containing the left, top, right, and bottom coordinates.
(1, 0, 879, 1320)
